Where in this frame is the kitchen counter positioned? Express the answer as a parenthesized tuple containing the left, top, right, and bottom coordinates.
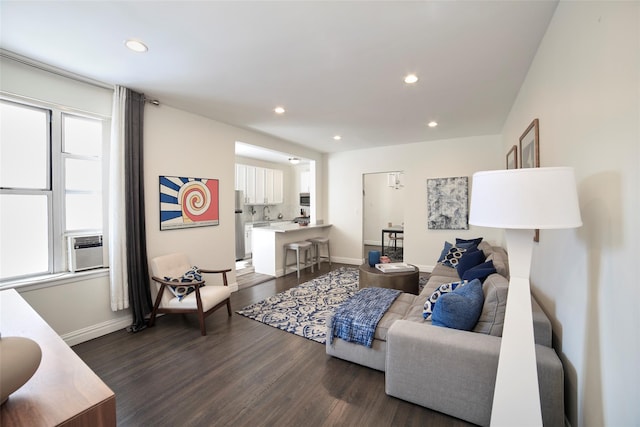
(254, 222, 331, 233)
(252, 223, 332, 277)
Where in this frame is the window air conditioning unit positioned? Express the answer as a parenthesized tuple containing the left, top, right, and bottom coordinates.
(68, 234, 103, 272)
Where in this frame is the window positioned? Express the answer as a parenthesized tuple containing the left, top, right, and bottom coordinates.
(0, 98, 106, 281)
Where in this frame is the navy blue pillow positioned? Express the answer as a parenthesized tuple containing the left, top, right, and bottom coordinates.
(462, 260, 497, 283)
(432, 279, 484, 331)
(437, 241, 453, 262)
(456, 237, 483, 248)
(455, 249, 485, 278)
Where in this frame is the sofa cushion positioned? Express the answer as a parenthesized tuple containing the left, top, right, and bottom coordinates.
(373, 293, 416, 341)
(461, 260, 497, 282)
(473, 273, 508, 336)
(432, 278, 484, 330)
(423, 280, 468, 320)
(455, 249, 486, 277)
(486, 247, 509, 278)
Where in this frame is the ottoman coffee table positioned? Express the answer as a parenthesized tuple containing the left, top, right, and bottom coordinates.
(358, 263, 419, 294)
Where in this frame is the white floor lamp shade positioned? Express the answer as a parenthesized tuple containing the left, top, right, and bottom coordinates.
(469, 167, 581, 426)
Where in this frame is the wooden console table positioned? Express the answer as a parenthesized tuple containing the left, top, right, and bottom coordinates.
(0, 289, 116, 426)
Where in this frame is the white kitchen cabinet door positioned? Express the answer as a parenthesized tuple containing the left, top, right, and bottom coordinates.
(254, 167, 267, 204)
(270, 169, 284, 204)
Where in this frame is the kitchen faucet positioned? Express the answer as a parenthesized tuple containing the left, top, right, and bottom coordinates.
(263, 205, 270, 220)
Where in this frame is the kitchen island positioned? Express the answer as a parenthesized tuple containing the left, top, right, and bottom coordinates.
(252, 223, 332, 277)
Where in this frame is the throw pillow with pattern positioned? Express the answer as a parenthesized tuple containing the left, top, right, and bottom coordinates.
(165, 266, 202, 301)
(440, 245, 476, 268)
(423, 280, 468, 320)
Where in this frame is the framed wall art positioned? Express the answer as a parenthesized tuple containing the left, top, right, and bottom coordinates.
(159, 175, 219, 230)
(427, 176, 469, 230)
(506, 145, 518, 169)
(519, 118, 541, 242)
(520, 118, 540, 168)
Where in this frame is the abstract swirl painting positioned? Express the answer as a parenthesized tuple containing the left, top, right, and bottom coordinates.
(159, 176, 219, 230)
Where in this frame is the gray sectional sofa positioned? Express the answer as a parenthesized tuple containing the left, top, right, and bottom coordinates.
(326, 242, 565, 426)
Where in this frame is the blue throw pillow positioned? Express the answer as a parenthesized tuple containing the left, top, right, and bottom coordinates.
(432, 279, 484, 331)
(437, 241, 453, 262)
(165, 266, 202, 301)
(423, 280, 468, 319)
(455, 237, 483, 248)
(462, 260, 497, 282)
(455, 249, 486, 278)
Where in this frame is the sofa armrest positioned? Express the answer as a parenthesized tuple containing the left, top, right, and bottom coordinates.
(385, 320, 564, 427)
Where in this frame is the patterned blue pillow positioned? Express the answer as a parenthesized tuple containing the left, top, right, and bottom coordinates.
(165, 266, 202, 301)
(432, 279, 484, 331)
(423, 280, 468, 320)
(440, 245, 476, 268)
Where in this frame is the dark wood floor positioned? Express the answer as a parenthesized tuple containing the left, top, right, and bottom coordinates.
(72, 263, 473, 427)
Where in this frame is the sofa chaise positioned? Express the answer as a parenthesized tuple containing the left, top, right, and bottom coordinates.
(326, 241, 564, 426)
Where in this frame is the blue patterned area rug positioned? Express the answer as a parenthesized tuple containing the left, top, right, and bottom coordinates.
(236, 267, 359, 344)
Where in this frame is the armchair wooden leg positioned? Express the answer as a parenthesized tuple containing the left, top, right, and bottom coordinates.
(198, 312, 207, 336)
(226, 298, 232, 316)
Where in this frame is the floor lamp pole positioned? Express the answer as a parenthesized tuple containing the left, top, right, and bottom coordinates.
(490, 228, 542, 426)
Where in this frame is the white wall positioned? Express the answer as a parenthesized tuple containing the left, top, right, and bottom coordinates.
(501, 2, 639, 426)
(326, 135, 504, 270)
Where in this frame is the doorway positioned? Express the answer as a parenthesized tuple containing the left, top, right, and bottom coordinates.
(362, 171, 405, 262)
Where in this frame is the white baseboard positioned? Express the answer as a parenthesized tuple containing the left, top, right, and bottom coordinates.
(62, 315, 133, 346)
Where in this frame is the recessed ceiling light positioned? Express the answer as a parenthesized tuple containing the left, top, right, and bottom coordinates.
(428, 121, 438, 128)
(274, 106, 285, 114)
(125, 39, 148, 53)
(333, 135, 342, 141)
(404, 74, 418, 84)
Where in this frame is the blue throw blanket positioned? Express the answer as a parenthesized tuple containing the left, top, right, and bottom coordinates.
(329, 287, 401, 347)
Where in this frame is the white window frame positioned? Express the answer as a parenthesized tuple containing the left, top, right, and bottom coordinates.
(0, 95, 109, 283)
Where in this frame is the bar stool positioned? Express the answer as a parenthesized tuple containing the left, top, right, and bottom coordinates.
(283, 241, 314, 279)
(307, 237, 331, 268)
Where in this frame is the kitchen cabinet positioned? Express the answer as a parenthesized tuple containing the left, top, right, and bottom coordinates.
(235, 164, 283, 205)
(300, 170, 311, 193)
(265, 168, 284, 204)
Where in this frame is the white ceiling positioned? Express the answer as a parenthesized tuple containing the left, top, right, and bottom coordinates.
(0, 1, 557, 161)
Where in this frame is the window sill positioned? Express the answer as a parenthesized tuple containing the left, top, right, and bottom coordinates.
(0, 268, 109, 292)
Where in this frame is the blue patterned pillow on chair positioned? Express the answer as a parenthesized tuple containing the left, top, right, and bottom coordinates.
(423, 280, 468, 320)
(165, 266, 202, 301)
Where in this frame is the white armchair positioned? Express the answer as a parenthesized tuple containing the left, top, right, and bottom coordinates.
(148, 253, 232, 336)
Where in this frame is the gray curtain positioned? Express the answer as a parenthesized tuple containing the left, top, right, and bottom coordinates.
(125, 89, 152, 332)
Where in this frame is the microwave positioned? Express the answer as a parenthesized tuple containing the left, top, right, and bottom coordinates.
(299, 193, 310, 206)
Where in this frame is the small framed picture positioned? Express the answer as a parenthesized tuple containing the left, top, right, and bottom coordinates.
(519, 118, 540, 242)
(506, 145, 518, 169)
(520, 118, 540, 168)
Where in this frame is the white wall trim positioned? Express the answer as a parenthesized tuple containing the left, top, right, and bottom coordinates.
(61, 315, 132, 346)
